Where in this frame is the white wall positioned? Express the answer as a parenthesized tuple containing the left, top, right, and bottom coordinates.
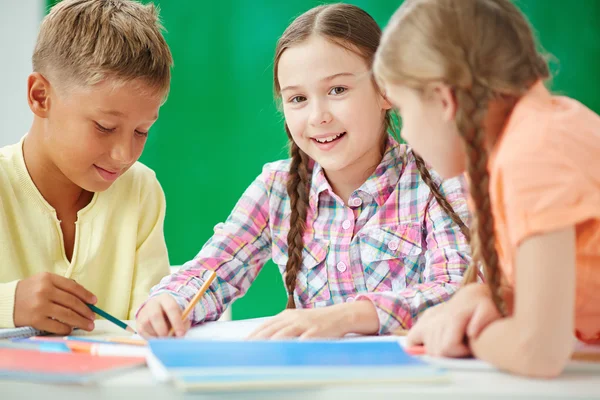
(0, 0, 44, 146)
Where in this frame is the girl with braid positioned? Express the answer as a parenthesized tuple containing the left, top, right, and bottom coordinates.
(375, 0, 600, 378)
(136, 4, 471, 340)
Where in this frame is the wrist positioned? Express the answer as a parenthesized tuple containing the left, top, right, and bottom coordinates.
(340, 299, 380, 335)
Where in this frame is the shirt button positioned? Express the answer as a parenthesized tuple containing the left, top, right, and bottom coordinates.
(388, 240, 399, 251)
(351, 197, 362, 207)
(342, 220, 352, 230)
(346, 297, 355, 303)
(336, 262, 347, 273)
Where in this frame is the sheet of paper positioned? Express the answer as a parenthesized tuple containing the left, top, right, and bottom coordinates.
(185, 317, 271, 340)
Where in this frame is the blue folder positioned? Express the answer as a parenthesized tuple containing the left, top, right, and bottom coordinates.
(148, 339, 447, 391)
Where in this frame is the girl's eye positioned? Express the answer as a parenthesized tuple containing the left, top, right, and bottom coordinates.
(329, 86, 347, 95)
(290, 96, 307, 104)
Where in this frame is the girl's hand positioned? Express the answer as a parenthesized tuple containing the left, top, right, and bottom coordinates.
(247, 300, 379, 340)
(407, 283, 502, 357)
(136, 293, 191, 338)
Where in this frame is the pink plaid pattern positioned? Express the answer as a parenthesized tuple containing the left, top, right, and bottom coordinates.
(146, 137, 471, 333)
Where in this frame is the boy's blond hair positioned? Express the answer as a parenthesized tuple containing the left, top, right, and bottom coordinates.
(32, 0, 173, 95)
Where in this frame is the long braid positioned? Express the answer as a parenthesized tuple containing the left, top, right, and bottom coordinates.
(284, 126, 311, 309)
(454, 84, 504, 314)
(413, 152, 470, 241)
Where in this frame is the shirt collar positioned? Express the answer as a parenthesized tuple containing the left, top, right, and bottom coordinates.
(308, 135, 405, 209)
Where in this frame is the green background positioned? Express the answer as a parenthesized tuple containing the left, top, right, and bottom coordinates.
(48, 0, 600, 320)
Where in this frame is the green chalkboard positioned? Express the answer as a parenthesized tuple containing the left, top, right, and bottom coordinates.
(46, 0, 600, 320)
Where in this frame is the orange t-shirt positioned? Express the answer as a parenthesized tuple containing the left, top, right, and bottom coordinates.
(489, 81, 600, 343)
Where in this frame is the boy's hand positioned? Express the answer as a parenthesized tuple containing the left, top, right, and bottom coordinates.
(136, 293, 191, 338)
(13, 272, 97, 335)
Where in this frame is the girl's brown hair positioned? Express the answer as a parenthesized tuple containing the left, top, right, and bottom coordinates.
(374, 0, 550, 312)
(274, 3, 470, 309)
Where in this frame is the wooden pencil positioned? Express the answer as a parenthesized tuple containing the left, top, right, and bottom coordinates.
(168, 270, 217, 337)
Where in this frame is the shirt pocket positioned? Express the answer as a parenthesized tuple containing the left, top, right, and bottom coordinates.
(359, 224, 423, 292)
(272, 240, 331, 305)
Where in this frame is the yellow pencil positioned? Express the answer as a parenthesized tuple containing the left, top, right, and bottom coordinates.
(168, 270, 217, 337)
(572, 352, 600, 363)
(392, 328, 409, 336)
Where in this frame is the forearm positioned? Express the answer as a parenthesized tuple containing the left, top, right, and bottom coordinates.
(471, 317, 574, 378)
(0, 281, 18, 327)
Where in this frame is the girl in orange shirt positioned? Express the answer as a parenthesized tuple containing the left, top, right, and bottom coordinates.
(374, 0, 600, 377)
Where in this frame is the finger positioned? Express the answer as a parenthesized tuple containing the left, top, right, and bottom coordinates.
(299, 328, 319, 339)
(467, 302, 501, 339)
(439, 341, 471, 358)
(439, 320, 471, 358)
(139, 324, 158, 339)
(36, 318, 73, 336)
(441, 327, 471, 358)
(246, 316, 282, 339)
(270, 325, 304, 340)
(51, 289, 96, 321)
(440, 332, 471, 358)
(429, 325, 446, 357)
(300, 327, 331, 340)
(137, 315, 159, 338)
(247, 320, 289, 340)
(48, 304, 95, 331)
(149, 307, 172, 337)
(162, 298, 186, 337)
(51, 275, 97, 304)
(406, 323, 425, 346)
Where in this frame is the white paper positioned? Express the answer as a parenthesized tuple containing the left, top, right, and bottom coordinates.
(185, 317, 271, 340)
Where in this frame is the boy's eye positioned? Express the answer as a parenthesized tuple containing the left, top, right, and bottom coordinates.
(290, 95, 307, 104)
(95, 122, 115, 133)
(329, 86, 347, 95)
(135, 130, 149, 137)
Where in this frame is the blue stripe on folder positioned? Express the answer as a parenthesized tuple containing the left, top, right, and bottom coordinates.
(149, 340, 422, 368)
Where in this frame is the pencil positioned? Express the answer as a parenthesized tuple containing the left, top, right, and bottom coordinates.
(572, 352, 600, 362)
(87, 303, 136, 334)
(392, 328, 409, 336)
(168, 270, 217, 337)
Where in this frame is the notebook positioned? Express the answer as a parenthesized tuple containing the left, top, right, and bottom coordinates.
(0, 327, 45, 340)
(148, 339, 448, 391)
(0, 347, 145, 384)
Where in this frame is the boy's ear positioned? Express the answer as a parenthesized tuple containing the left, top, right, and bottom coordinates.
(27, 73, 52, 118)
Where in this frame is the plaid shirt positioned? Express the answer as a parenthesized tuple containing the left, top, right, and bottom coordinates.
(147, 137, 471, 334)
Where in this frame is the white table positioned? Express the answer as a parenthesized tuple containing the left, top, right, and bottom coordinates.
(2, 319, 599, 400)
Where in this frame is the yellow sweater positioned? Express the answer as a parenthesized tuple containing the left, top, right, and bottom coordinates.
(0, 138, 170, 327)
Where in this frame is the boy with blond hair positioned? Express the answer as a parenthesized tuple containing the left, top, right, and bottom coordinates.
(0, 0, 173, 334)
